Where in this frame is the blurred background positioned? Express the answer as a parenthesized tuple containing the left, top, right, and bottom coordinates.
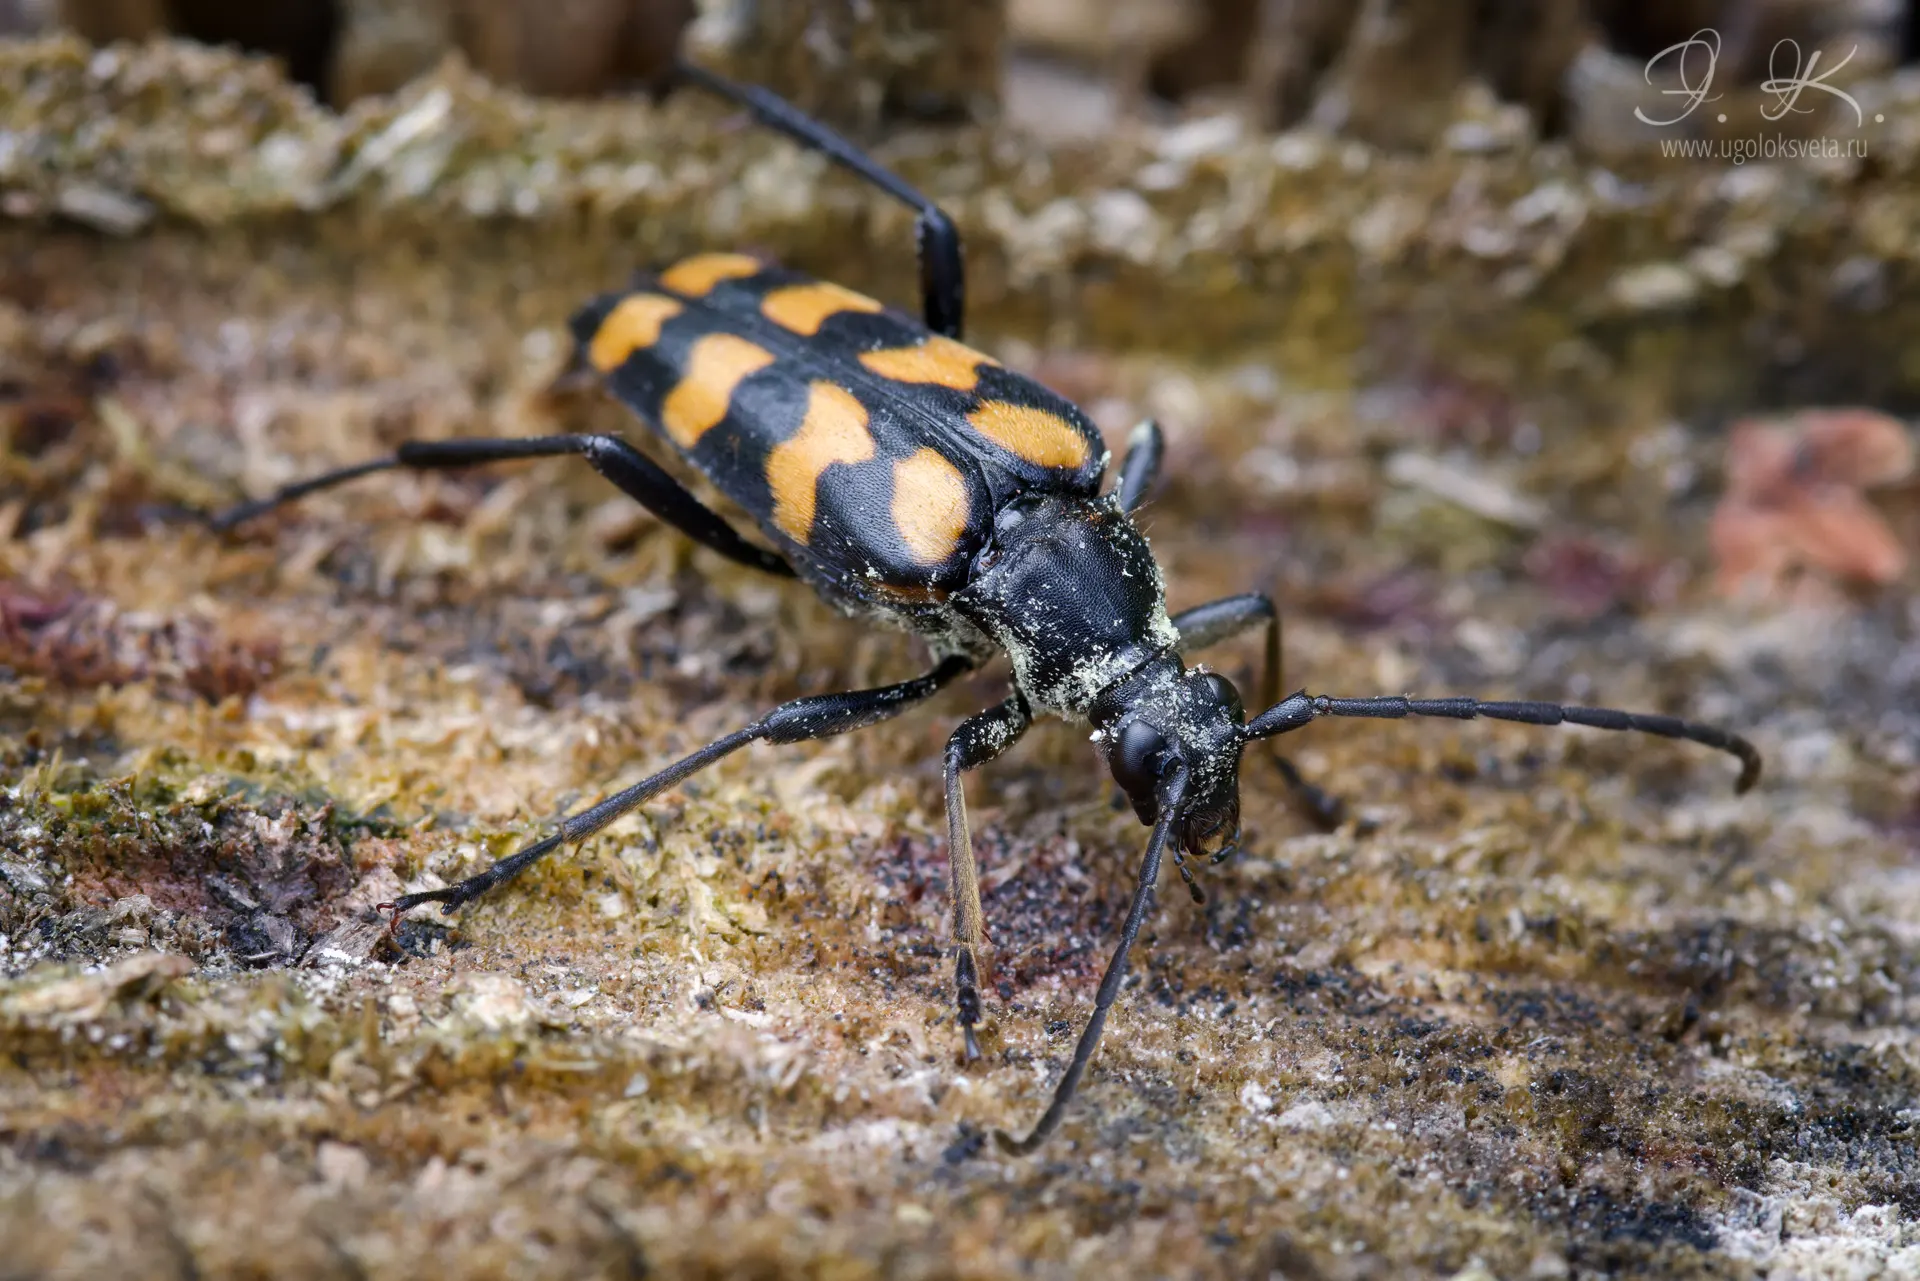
(4, 1, 1914, 138)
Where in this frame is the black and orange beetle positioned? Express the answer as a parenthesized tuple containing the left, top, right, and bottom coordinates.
(210, 62, 1762, 1152)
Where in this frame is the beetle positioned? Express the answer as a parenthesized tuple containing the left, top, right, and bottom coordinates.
(207, 61, 1762, 1153)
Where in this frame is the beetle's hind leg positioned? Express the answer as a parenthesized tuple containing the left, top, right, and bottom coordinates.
(941, 693, 1034, 1060)
(674, 60, 965, 341)
(206, 433, 795, 578)
(1171, 593, 1347, 830)
(385, 656, 976, 918)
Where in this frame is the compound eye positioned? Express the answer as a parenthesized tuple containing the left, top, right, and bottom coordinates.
(1111, 719, 1170, 803)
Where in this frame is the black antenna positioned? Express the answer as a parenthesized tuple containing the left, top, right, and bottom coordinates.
(1245, 691, 1761, 793)
(996, 767, 1189, 1154)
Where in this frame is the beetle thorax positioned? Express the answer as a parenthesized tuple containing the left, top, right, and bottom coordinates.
(954, 494, 1179, 718)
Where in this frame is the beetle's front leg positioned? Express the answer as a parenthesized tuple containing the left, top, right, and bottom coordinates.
(942, 692, 1033, 1060)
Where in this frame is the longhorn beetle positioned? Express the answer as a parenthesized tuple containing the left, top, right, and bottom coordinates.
(208, 61, 1762, 1153)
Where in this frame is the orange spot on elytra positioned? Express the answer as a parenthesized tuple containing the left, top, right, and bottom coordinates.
(767, 382, 875, 543)
(891, 448, 970, 566)
(661, 334, 776, 448)
(659, 253, 762, 297)
(587, 294, 682, 371)
(761, 282, 884, 335)
(966, 401, 1092, 470)
(859, 335, 994, 391)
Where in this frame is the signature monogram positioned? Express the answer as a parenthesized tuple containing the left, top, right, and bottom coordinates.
(1634, 27, 1865, 129)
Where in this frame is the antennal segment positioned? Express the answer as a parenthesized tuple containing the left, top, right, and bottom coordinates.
(996, 766, 1189, 1155)
(1244, 691, 1761, 793)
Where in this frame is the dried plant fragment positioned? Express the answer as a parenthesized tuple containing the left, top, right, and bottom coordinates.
(1711, 409, 1915, 601)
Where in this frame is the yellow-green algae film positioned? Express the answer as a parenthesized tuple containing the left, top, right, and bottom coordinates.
(1, 29, 1918, 1281)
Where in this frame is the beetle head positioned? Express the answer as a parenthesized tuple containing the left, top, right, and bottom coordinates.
(1091, 656, 1246, 859)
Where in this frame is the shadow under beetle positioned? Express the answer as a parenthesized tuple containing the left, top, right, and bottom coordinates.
(207, 62, 1762, 1153)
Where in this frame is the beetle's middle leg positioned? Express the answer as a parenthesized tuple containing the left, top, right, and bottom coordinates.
(385, 655, 975, 917)
(1171, 593, 1346, 831)
(207, 433, 795, 578)
(942, 692, 1033, 1059)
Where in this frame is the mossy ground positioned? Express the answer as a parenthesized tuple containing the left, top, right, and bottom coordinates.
(2, 37, 1918, 1281)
